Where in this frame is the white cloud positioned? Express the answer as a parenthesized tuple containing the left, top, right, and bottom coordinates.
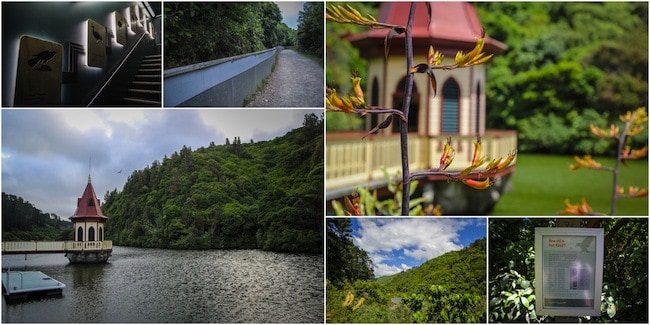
(1, 109, 318, 218)
(375, 263, 411, 278)
(353, 218, 469, 277)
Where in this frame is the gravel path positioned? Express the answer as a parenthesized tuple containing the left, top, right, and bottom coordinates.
(246, 49, 323, 107)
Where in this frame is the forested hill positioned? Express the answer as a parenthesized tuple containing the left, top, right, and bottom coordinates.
(102, 114, 323, 254)
(326, 238, 487, 323)
(2, 192, 73, 241)
(376, 238, 486, 296)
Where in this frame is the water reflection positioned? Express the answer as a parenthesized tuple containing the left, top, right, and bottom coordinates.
(2, 246, 324, 323)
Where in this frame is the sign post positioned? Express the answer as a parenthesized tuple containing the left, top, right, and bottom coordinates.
(534, 227, 604, 317)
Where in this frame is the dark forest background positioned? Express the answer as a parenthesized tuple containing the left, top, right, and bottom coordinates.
(165, 2, 323, 69)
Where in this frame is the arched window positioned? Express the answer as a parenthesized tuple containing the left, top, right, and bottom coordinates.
(475, 82, 481, 135)
(77, 226, 84, 242)
(392, 76, 419, 133)
(88, 226, 95, 241)
(442, 78, 460, 133)
(99, 227, 104, 241)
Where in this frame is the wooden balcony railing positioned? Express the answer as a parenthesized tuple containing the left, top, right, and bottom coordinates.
(326, 130, 517, 196)
(2, 240, 113, 254)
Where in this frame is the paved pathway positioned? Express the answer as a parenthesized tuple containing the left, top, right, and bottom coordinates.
(247, 49, 323, 107)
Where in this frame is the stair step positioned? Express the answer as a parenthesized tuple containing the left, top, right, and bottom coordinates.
(124, 97, 161, 106)
(132, 81, 161, 90)
(119, 54, 162, 106)
(133, 81, 160, 85)
(128, 88, 160, 101)
(129, 88, 160, 94)
(134, 74, 160, 80)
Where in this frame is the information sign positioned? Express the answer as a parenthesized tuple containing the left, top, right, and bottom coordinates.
(534, 227, 604, 316)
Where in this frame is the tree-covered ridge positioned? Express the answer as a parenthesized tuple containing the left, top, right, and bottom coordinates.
(164, 2, 296, 69)
(377, 238, 486, 297)
(326, 235, 487, 323)
(476, 2, 648, 155)
(102, 114, 323, 254)
(2, 192, 72, 241)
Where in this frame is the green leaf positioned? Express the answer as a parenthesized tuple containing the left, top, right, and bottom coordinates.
(607, 304, 617, 318)
(521, 296, 530, 308)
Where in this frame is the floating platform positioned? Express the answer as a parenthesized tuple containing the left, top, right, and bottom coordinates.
(2, 271, 66, 300)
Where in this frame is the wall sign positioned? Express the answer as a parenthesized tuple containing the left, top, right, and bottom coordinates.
(534, 227, 604, 316)
(87, 19, 106, 68)
(14, 35, 63, 106)
(115, 11, 127, 45)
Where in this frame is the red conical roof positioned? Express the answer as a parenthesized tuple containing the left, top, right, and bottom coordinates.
(346, 2, 507, 58)
(70, 175, 107, 221)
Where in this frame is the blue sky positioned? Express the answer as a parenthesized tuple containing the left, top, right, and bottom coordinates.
(277, 2, 306, 29)
(1, 109, 320, 219)
(350, 218, 486, 277)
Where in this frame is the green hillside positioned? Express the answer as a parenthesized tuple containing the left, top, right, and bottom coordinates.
(102, 114, 323, 254)
(2, 192, 73, 241)
(327, 238, 486, 323)
(377, 238, 486, 296)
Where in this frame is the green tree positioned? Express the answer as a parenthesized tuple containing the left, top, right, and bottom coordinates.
(102, 114, 324, 254)
(326, 218, 374, 286)
(164, 2, 289, 69)
(476, 2, 648, 155)
(296, 2, 324, 58)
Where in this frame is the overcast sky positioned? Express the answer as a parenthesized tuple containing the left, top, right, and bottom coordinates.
(350, 218, 486, 277)
(1, 109, 320, 219)
(277, 1, 306, 29)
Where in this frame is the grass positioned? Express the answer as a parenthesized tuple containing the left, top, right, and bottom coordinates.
(490, 154, 648, 216)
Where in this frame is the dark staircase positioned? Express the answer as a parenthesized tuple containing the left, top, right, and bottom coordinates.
(124, 54, 161, 106)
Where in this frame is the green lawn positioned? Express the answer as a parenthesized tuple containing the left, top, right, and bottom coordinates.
(490, 154, 648, 216)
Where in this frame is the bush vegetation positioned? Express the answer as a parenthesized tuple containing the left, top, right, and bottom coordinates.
(476, 2, 648, 155)
(326, 218, 487, 323)
(490, 218, 648, 322)
(102, 114, 323, 254)
(164, 2, 296, 69)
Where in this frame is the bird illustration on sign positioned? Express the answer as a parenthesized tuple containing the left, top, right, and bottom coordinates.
(91, 25, 104, 45)
(27, 51, 56, 71)
(575, 236, 594, 253)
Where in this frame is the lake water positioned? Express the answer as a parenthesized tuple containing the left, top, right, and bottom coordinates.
(1, 246, 324, 323)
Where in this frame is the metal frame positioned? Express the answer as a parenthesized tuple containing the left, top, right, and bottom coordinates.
(534, 227, 604, 316)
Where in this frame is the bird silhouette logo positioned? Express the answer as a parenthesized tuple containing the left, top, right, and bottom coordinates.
(91, 25, 104, 45)
(575, 236, 594, 253)
(27, 51, 56, 71)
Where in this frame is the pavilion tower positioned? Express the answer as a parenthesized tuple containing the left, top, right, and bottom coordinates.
(66, 175, 111, 263)
(347, 2, 507, 136)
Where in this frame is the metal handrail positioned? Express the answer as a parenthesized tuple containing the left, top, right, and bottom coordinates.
(86, 32, 148, 106)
